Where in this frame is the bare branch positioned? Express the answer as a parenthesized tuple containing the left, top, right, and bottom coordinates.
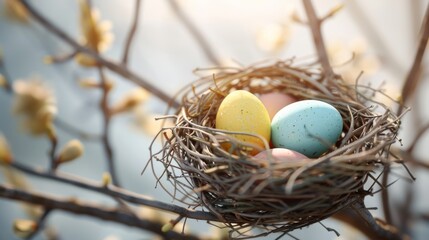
(302, 0, 335, 81)
(54, 118, 102, 142)
(5, 161, 220, 222)
(381, 166, 393, 225)
(0, 184, 201, 240)
(333, 201, 407, 240)
(122, 0, 142, 65)
(167, 0, 221, 66)
(19, 0, 180, 109)
(398, 2, 429, 115)
(346, 0, 404, 77)
(97, 66, 120, 186)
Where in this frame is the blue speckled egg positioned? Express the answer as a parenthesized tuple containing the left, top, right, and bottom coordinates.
(271, 100, 343, 158)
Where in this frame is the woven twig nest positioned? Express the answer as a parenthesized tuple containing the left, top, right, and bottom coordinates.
(148, 59, 402, 238)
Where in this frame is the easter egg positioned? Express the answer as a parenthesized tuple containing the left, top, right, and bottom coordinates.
(216, 90, 271, 154)
(259, 92, 297, 120)
(271, 100, 343, 158)
(254, 148, 309, 163)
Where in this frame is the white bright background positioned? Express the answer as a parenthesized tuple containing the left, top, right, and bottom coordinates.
(1, 0, 429, 239)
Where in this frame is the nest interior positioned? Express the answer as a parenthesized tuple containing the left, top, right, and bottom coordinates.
(148, 59, 402, 238)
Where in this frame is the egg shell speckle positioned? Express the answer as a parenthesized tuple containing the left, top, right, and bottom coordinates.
(271, 100, 343, 157)
(216, 90, 271, 154)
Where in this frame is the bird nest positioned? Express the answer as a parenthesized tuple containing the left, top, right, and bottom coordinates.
(147, 59, 402, 238)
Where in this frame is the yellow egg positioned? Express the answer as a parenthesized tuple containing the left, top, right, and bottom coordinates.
(216, 90, 271, 155)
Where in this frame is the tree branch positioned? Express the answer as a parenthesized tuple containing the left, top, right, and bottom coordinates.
(167, 0, 221, 66)
(333, 201, 406, 240)
(19, 0, 180, 109)
(0, 184, 201, 240)
(97, 66, 120, 186)
(4, 161, 220, 222)
(302, 0, 335, 81)
(398, 2, 429, 115)
(122, 0, 142, 65)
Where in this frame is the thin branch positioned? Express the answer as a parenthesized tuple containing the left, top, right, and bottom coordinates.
(398, 2, 429, 115)
(0, 55, 13, 93)
(381, 165, 393, 225)
(54, 118, 102, 142)
(167, 0, 221, 66)
(407, 122, 429, 153)
(5, 161, 220, 222)
(302, 0, 335, 81)
(97, 66, 120, 186)
(19, 0, 180, 109)
(122, 0, 142, 65)
(26, 209, 52, 240)
(0, 184, 201, 240)
(45, 51, 78, 64)
(333, 201, 406, 240)
(346, 0, 404, 77)
(48, 132, 58, 171)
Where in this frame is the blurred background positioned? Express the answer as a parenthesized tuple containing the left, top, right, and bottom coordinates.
(1, 0, 429, 239)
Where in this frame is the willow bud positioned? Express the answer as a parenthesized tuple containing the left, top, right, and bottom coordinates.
(57, 139, 84, 163)
(13, 219, 37, 238)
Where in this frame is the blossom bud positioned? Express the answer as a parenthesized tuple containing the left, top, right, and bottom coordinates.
(102, 172, 112, 187)
(13, 219, 37, 238)
(57, 139, 84, 163)
(110, 88, 149, 115)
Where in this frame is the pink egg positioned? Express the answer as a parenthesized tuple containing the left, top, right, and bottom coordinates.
(254, 148, 309, 165)
(259, 92, 297, 120)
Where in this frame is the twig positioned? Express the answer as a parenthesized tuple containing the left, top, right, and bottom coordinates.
(333, 201, 406, 240)
(398, 2, 429, 115)
(26, 209, 52, 240)
(97, 66, 120, 186)
(0, 55, 13, 93)
(302, 0, 335, 81)
(122, 0, 142, 65)
(407, 122, 429, 153)
(48, 133, 58, 171)
(167, 0, 221, 66)
(45, 51, 78, 64)
(5, 161, 220, 222)
(382, 2, 429, 229)
(346, 0, 404, 77)
(54, 118, 102, 142)
(19, 0, 180, 109)
(0, 184, 201, 240)
(381, 165, 393, 225)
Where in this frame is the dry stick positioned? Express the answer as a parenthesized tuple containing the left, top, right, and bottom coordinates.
(6, 161, 219, 222)
(346, 0, 404, 77)
(302, 0, 335, 82)
(382, 2, 429, 227)
(0, 184, 201, 240)
(167, 0, 221, 66)
(333, 201, 405, 240)
(122, 0, 142, 65)
(0, 55, 13, 93)
(97, 66, 120, 186)
(54, 118, 101, 141)
(398, 3, 429, 116)
(26, 209, 52, 240)
(19, 0, 180, 109)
